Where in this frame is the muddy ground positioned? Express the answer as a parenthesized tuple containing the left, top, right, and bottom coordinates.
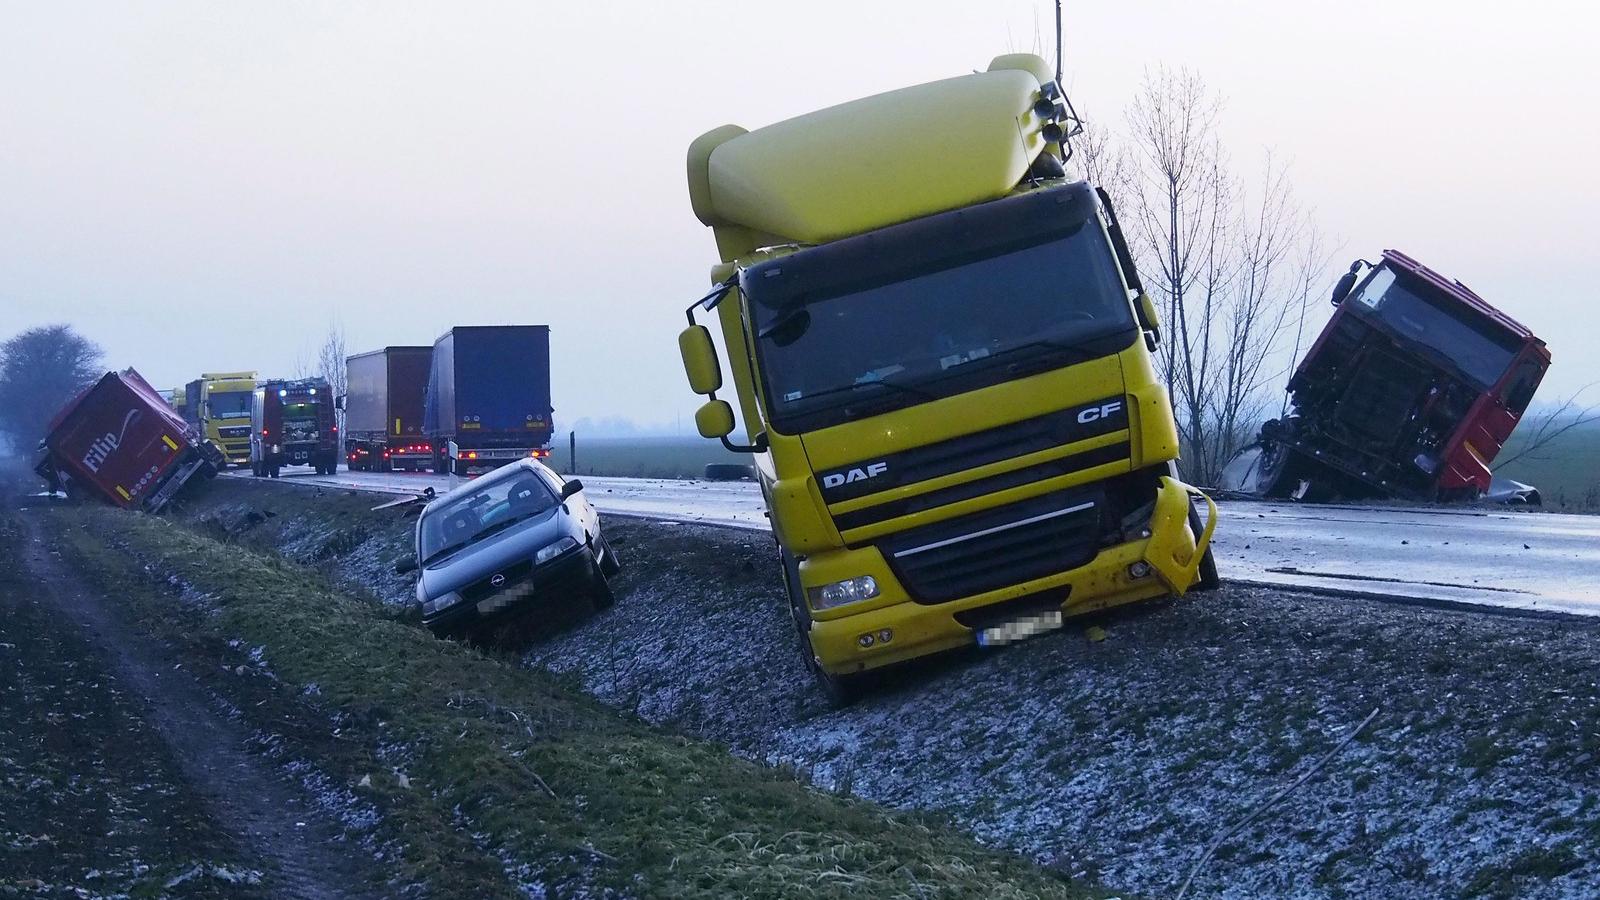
(5, 472, 1109, 899)
(175, 476, 1600, 899)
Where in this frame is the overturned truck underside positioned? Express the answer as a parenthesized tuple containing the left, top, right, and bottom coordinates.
(1222, 250, 1549, 504)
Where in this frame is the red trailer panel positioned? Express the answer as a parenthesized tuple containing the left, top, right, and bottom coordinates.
(38, 369, 220, 511)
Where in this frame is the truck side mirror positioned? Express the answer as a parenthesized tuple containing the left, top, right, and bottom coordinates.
(678, 325, 723, 395)
(695, 399, 736, 439)
(560, 479, 583, 500)
(1135, 293, 1162, 347)
(1330, 270, 1358, 306)
(1330, 259, 1370, 307)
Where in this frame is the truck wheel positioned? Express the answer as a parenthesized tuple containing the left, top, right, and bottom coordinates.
(269, 464, 280, 478)
(704, 463, 756, 481)
(1187, 503, 1221, 591)
(780, 547, 868, 707)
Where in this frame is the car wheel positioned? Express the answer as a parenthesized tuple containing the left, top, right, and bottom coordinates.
(598, 537, 622, 578)
(590, 563, 616, 611)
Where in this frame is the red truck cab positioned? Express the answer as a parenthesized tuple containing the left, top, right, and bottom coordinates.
(35, 369, 222, 511)
(1253, 250, 1548, 501)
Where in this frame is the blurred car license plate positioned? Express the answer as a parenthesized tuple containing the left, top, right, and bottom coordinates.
(977, 610, 1064, 647)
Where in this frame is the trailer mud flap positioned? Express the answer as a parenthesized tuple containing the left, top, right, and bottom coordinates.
(1142, 476, 1217, 594)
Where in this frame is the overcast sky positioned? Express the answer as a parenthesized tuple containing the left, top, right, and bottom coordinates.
(2, 1, 1596, 428)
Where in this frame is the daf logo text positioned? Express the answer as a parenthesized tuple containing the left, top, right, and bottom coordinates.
(823, 461, 888, 489)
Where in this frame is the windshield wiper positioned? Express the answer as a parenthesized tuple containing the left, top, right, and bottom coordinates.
(790, 376, 939, 408)
(985, 336, 1104, 367)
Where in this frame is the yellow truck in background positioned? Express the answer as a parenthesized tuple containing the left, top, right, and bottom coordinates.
(677, 53, 1218, 702)
(184, 371, 258, 467)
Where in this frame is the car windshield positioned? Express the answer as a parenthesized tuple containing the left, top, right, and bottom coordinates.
(208, 390, 253, 418)
(1350, 266, 1520, 389)
(418, 467, 558, 563)
(747, 219, 1135, 432)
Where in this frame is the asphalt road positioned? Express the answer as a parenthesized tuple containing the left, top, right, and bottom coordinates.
(226, 467, 1600, 615)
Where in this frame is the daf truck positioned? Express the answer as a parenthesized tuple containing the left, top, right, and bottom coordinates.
(250, 377, 339, 476)
(1222, 250, 1550, 503)
(344, 346, 434, 472)
(677, 53, 1218, 702)
(184, 371, 258, 466)
(36, 368, 223, 511)
(422, 326, 554, 475)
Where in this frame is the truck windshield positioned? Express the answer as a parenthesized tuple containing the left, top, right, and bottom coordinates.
(208, 391, 253, 418)
(419, 468, 558, 563)
(1350, 267, 1520, 389)
(747, 220, 1135, 431)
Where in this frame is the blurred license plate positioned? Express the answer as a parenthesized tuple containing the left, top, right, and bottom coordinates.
(977, 610, 1064, 647)
(477, 594, 515, 615)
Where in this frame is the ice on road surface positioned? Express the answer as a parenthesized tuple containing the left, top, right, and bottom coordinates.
(230, 468, 1600, 615)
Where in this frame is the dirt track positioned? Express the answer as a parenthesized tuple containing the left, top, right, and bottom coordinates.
(2, 509, 385, 898)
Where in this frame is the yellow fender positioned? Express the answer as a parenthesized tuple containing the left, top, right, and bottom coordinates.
(1143, 476, 1218, 594)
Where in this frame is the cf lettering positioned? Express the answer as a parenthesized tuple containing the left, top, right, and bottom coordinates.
(1077, 400, 1124, 425)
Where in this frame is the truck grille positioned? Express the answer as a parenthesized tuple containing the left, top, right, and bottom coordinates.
(1338, 349, 1430, 441)
(834, 440, 1128, 533)
(816, 396, 1128, 505)
(219, 425, 251, 438)
(877, 488, 1102, 604)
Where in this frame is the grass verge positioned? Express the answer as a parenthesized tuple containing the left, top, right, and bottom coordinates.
(47, 503, 1103, 899)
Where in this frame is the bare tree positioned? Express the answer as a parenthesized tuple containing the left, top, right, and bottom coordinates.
(1493, 384, 1600, 471)
(315, 323, 348, 449)
(0, 325, 104, 449)
(1111, 68, 1327, 482)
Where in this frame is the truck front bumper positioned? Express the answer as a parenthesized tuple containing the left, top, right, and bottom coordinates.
(805, 475, 1217, 676)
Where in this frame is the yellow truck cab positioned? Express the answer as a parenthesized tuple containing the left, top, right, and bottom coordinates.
(184, 371, 258, 466)
(678, 54, 1218, 702)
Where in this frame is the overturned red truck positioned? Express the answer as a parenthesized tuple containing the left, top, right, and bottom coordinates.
(35, 369, 223, 512)
(1226, 250, 1549, 503)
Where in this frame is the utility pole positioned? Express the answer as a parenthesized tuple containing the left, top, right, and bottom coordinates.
(1054, 0, 1064, 84)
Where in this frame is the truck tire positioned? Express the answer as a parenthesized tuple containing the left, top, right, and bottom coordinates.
(269, 463, 280, 478)
(704, 463, 756, 481)
(1187, 503, 1221, 591)
(780, 547, 868, 707)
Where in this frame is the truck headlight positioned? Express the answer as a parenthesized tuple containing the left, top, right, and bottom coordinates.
(536, 537, 578, 565)
(808, 575, 879, 611)
(421, 591, 463, 616)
